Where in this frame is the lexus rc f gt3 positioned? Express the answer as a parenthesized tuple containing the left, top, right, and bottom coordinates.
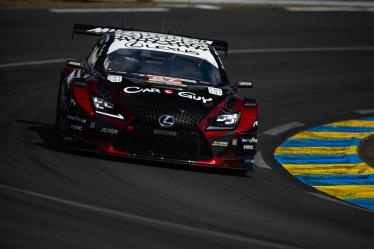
(55, 24, 258, 171)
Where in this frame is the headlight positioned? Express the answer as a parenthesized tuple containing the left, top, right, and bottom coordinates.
(92, 96, 124, 120)
(206, 113, 241, 130)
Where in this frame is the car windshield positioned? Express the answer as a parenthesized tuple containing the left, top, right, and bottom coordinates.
(103, 48, 223, 86)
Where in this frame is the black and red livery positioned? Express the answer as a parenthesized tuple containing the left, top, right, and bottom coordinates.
(55, 24, 258, 171)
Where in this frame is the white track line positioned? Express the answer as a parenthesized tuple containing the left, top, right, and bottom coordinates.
(307, 191, 352, 207)
(195, 4, 222, 10)
(263, 122, 305, 136)
(155, 0, 374, 8)
(49, 8, 169, 13)
(0, 183, 304, 249)
(255, 151, 272, 169)
(3, 46, 374, 69)
(286, 6, 374, 12)
(306, 191, 373, 212)
(229, 46, 374, 54)
(355, 109, 374, 115)
(0, 58, 69, 69)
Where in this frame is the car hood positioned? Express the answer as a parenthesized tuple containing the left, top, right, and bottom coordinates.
(103, 78, 232, 115)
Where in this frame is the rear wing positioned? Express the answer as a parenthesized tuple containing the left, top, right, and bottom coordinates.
(72, 23, 228, 57)
(72, 23, 123, 38)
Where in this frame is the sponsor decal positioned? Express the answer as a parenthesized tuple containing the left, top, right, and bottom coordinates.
(243, 144, 254, 150)
(154, 129, 177, 136)
(146, 75, 191, 88)
(159, 115, 175, 128)
(164, 89, 174, 95)
(109, 30, 210, 56)
(123, 87, 213, 103)
(245, 158, 255, 164)
(100, 128, 119, 135)
(208, 87, 223, 96)
(67, 115, 86, 124)
(238, 81, 253, 87)
(87, 27, 219, 68)
(212, 141, 228, 147)
(70, 124, 82, 131)
(232, 139, 238, 146)
(178, 92, 212, 103)
(64, 136, 78, 142)
(124, 86, 160, 94)
(242, 138, 258, 143)
(88, 28, 209, 51)
(107, 75, 122, 83)
(148, 75, 182, 84)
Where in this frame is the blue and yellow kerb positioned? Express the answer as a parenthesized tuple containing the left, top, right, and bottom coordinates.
(274, 117, 374, 210)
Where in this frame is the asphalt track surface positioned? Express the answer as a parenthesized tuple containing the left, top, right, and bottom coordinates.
(0, 7, 374, 249)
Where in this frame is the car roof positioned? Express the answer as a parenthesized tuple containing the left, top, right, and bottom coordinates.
(105, 30, 219, 68)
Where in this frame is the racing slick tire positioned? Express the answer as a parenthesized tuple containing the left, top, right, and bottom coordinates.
(55, 74, 69, 148)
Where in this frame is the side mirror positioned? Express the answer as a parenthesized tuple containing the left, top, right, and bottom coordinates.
(236, 81, 254, 88)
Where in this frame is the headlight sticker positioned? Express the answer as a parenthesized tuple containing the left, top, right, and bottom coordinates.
(208, 87, 223, 96)
(107, 75, 122, 83)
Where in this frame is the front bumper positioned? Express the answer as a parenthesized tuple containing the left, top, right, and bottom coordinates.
(61, 113, 257, 170)
(60, 93, 258, 170)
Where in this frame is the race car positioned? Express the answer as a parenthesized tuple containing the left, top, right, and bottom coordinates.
(55, 23, 258, 171)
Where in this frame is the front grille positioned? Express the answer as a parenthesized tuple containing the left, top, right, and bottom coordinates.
(130, 106, 205, 132)
(129, 132, 210, 161)
(113, 106, 211, 161)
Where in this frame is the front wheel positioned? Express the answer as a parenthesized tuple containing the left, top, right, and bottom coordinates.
(55, 75, 68, 147)
(244, 155, 256, 171)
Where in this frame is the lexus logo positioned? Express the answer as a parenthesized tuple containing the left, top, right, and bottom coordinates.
(159, 115, 175, 128)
